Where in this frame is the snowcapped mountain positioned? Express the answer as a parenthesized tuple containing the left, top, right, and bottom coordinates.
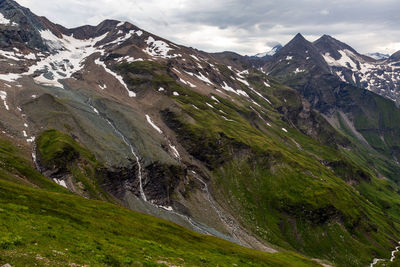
(263, 33, 400, 105)
(366, 52, 390, 60)
(254, 44, 283, 58)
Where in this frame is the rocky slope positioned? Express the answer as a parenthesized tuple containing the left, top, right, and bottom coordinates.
(1, 0, 400, 266)
(262, 33, 400, 105)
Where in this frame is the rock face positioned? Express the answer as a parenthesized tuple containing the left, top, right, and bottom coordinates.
(265, 33, 400, 105)
(261, 33, 400, 163)
(0, 0, 49, 50)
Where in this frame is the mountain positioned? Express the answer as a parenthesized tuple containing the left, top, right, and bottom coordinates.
(366, 52, 390, 60)
(254, 44, 283, 58)
(262, 33, 400, 163)
(2, 1, 400, 266)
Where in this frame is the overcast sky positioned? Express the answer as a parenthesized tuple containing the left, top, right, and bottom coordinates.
(16, 0, 400, 56)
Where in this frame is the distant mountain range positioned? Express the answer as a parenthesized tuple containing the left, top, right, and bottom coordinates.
(254, 44, 283, 58)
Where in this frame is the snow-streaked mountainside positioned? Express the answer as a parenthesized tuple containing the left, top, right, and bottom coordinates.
(261, 34, 400, 104)
(366, 52, 390, 60)
(3, 0, 400, 266)
(254, 44, 283, 58)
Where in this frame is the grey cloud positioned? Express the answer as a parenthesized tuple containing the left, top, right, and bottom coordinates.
(15, 0, 400, 55)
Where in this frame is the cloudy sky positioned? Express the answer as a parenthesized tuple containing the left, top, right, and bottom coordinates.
(16, 0, 400, 56)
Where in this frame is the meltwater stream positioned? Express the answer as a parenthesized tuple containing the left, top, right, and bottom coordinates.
(370, 241, 400, 266)
(86, 101, 239, 244)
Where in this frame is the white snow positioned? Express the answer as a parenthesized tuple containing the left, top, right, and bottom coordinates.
(264, 81, 271, 87)
(179, 77, 187, 84)
(0, 13, 10, 25)
(24, 123, 28, 128)
(222, 81, 236, 93)
(211, 96, 220, 103)
(236, 90, 249, 97)
(158, 87, 165, 92)
(145, 115, 163, 134)
(169, 144, 180, 159)
(95, 58, 136, 97)
(26, 136, 35, 143)
(322, 50, 358, 70)
(161, 206, 174, 211)
(221, 116, 234, 122)
(282, 128, 288, 133)
(206, 102, 214, 109)
(143, 36, 178, 59)
(24, 31, 109, 88)
(236, 77, 249, 86)
(236, 70, 249, 79)
(195, 72, 213, 85)
(99, 84, 107, 90)
(173, 91, 179, 96)
(0, 73, 21, 82)
(248, 86, 272, 104)
(336, 71, 347, 82)
(187, 81, 196, 88)
(0, 50, 20, 61)
(116, 55, 144, 63)
(190, 55, 201, 61)
(22, 130, 27, 137)
(0, 91, 9, 110)
(286, 56, 293, 60)
(294, 68, 305, 74)
(103, 30, 141, 47)
(54, 179, 67, 188)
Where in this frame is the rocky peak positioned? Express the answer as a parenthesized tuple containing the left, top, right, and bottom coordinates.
(314, 34, 361, 61)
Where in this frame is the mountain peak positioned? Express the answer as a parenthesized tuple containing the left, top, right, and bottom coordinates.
(313, 34, 359, 60)
(293, 33, 306, 40)
(284, 33, 310, 48)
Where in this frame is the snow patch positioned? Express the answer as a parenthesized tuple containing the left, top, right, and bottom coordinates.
(211, 96, 220, 103)
(144, 36, 178, 59)
(173, 91, 179, 96)
(190, 55, 201, 61)
(294, 68, 305, 74)
(0, 13, 17, 26)
(54, 179, 67, 188)
(282, 128, 288, 133)
(236, 77, 249, 86)
(195, 72, 213, 85)
(206, 102, 214, 109)
(0, 91, 9, 110)
(145, 115, 163, 134)
(169, 144, 180, 159)
(95, 58, 136, 97)
(25, 32, 108, 88)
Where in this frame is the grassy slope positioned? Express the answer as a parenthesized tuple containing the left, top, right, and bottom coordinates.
(0, 135, 320, 267)
(130, 60, 400, 266)
(36, 129, 114, 202)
